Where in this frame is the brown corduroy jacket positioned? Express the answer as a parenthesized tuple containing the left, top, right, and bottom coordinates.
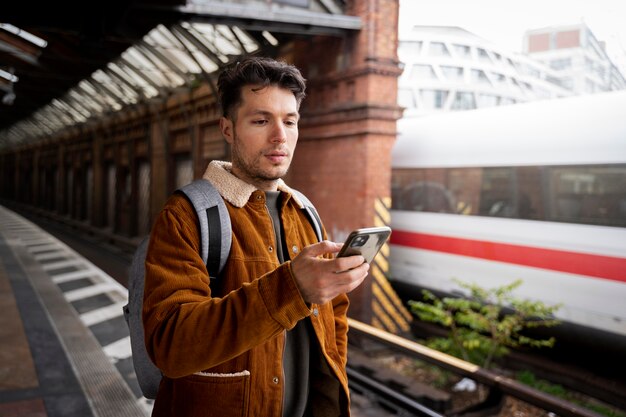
(143, 161, 351, 417)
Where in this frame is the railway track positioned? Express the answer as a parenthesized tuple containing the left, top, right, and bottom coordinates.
(348, 320, 622, 417)
(407, 317, 626, 412)
(347, 363, 446, 417)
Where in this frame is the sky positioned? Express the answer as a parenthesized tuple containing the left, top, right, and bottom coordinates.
(398, 0, 626, 74)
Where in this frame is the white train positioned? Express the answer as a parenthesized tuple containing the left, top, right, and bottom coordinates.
(389, 90, 626, 341)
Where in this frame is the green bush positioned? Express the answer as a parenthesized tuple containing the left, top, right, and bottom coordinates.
(516, 370, 626, 417)
(409, 279, 561, 369)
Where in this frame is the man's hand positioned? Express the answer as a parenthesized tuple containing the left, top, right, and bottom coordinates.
(290, 240, 370, 305)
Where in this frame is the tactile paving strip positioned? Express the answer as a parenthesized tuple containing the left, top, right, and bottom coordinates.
(0, 205, 153, 416)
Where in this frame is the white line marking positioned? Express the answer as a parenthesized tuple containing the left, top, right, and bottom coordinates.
(28, 243, 62, 253)
(81, 302, 126, 327)
(64, 283, 120, 302)
(34, 251, 70, 261)
(42, 258, 85, 271)
(21, 238, 54, 246)
(102, 336, 132, 362)
(52, 269, 97, 284)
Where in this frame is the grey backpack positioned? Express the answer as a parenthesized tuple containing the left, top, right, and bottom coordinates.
(122, 179, 323, 399)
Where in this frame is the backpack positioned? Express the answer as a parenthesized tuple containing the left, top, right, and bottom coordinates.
(123, 179, 323, 399)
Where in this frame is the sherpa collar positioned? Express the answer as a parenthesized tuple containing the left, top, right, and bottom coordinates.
(202, 160, 304, 209)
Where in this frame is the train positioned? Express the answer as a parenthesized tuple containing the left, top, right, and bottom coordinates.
(388, 90, 626, 347)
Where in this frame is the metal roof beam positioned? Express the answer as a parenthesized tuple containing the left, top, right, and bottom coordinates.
(143, 1, 361, 36)
(187, 18, 349, 37)
(179, 1, 361, 30)
(135, 42, 187, 85)
(84, 76, 128, 110)
(171, 24, 225, 68)
(169, 26, 220, 98)
(119, 56, 166, 94)
(105, 64, 149, 100)
(137, 40, 187, 77)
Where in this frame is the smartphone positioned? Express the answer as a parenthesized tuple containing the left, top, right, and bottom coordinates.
(336, 226, 392, 264)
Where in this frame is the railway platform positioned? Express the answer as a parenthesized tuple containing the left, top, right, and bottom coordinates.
(0, 204, 151, 417)
(0, 204, 398, 417)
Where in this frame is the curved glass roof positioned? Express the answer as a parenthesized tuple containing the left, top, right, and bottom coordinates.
(1, 0, 361, 149)
(1, 22, 261, 147)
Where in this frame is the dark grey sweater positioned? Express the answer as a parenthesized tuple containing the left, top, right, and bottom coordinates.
(265, 191, 311, 417)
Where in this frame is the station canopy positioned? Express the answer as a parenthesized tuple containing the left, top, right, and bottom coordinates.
(0, 0, 360, 150)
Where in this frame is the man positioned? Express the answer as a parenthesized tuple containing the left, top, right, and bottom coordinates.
(143, 57, 369, 417)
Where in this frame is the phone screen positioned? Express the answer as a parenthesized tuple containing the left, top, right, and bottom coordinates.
(336, 226, 391, 264)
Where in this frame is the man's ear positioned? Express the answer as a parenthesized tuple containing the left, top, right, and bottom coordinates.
(220, 117, 234, 144)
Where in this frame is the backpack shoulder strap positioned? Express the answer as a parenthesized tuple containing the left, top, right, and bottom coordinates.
(291, 189, 324, 243)
(177, 179, 231, 279)
(123, 179, 231, 400)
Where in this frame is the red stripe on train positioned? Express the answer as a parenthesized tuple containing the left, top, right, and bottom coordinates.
(390, 230, 626, 283)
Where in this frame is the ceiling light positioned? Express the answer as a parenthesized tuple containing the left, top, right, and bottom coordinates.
(0, 23, 48, 48)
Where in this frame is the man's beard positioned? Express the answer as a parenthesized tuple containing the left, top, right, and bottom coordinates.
(230, 131, 290, 183)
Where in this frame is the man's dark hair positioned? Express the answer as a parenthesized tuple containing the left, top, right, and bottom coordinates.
(217, 57, 306, 119)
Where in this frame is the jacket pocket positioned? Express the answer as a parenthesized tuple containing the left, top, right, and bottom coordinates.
(171, 371, 251, 417)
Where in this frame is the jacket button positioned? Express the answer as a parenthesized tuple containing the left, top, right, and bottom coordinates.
(312, 308, 319, 317)
(268, 246, 273, 252)
(292, 245, 299, 254)
(272, 376, 279, 384)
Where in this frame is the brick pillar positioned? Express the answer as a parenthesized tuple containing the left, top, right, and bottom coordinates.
(32, 148, 40, 206)
(14, 150, 21, 203)
(150, 107, 169, 226)
(288, 0, 403, 324)
(0, 153, 5, 198)
(57, 145, 66, 214)
(92, 130, 105, 227)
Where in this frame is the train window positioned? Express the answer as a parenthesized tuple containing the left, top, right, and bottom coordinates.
(479, 168, 515, 217)
(392, 168, 469, 214)
(391, 164, 626, 227)
(548, 165, 626, 227)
